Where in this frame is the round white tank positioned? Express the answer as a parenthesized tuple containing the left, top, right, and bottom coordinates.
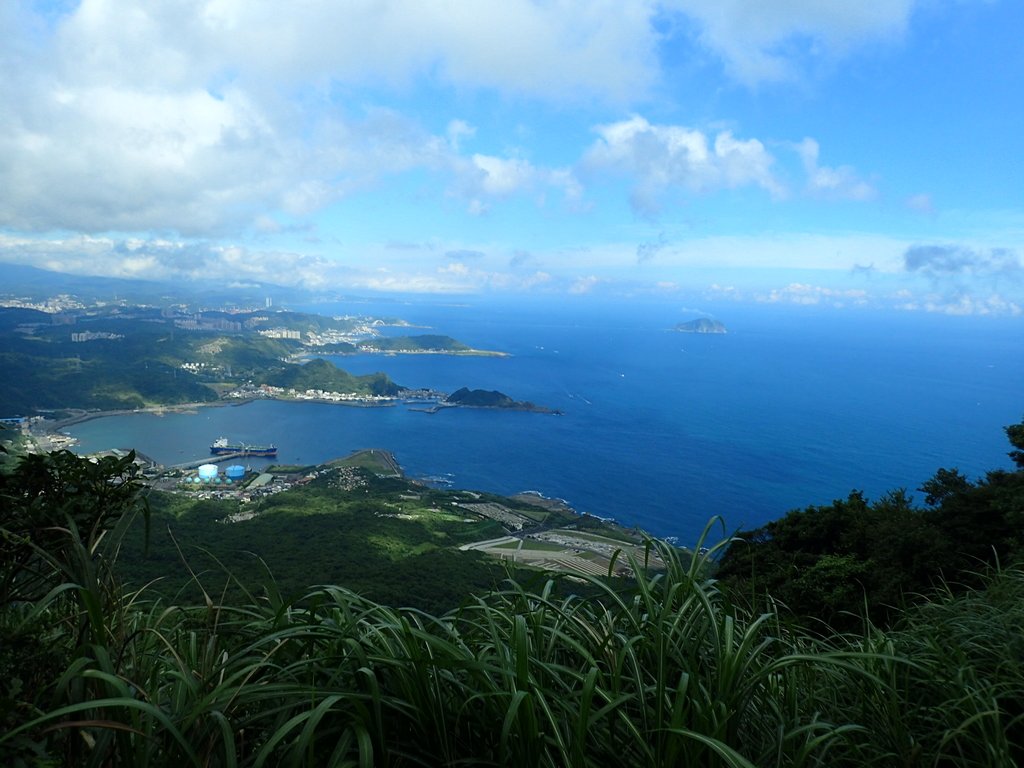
(197, 464, 219, 481)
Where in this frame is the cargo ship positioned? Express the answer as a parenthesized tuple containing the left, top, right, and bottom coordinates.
(210, 437, 277, 457)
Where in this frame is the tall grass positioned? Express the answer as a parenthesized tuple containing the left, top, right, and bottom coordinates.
(838, 567, 1024, 767)
(3, 526, 1023, 766)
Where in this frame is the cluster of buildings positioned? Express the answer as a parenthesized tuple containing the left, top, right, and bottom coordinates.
(178, 465, 322, 512)
(71, 331, 124, 342)
(0, 416, 27, 431)
(174, 316, 242, 332)
(325, 465, 369, 492)
(257, 327, 302, 340)
(222, 384, 399, 405)
(280, 386, 398, 404)
(0, 294, 85, 313)
(178, 361, 217, 373)
(165, 463, 276, 502)
(303, 327, 368, 346)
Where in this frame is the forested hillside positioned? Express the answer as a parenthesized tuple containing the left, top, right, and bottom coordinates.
(262, 358, 402, 396)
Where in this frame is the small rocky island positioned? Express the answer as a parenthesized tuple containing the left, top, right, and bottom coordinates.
(674, 318, 727, 334)
(445, 387, 560, 414)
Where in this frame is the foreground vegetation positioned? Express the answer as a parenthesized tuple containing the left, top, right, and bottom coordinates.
(3, 431, 1024, 766)
(718, 419, 1024, 631)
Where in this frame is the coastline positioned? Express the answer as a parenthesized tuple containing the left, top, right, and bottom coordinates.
(40, 394, 398, 445)
(46, 398, 253, 431)
(295, 347, 509, 361)
(42, 385, 554, 440)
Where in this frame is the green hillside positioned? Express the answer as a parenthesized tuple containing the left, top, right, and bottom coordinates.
(446, 387, 517, 407)
(114, 469, 525, 613)
(261, 357, 403, 395)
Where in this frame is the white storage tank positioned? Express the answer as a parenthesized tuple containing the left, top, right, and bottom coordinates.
(197, 464, 219, 482)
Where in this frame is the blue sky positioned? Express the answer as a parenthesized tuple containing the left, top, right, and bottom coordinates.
(1, 0, 1022, 314)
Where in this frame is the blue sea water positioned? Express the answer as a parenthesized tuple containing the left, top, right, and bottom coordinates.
(66, 298, 1023, 544)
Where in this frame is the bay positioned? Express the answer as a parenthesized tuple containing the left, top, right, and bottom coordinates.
(66, 299, 1024, 544)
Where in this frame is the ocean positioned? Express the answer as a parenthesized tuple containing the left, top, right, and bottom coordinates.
(66, 298, 1023, 544)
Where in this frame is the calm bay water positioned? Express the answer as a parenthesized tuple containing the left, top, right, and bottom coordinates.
(67, 299, 1023, 543)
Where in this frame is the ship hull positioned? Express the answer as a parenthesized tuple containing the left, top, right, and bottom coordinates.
(210, 445, 277, 457)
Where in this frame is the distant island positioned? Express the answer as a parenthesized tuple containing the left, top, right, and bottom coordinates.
(445, 387, 560, 414)
(674, 318, 727, 334)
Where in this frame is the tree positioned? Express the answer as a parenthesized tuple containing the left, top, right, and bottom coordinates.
(0, 449, 147, 606)
(1006, 415, 1024, 469)
(716, 490, 951, 630)
(919, 467, 972, 507)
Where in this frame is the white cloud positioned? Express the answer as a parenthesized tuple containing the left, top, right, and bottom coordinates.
(0, 1, 655, 236)
(903, 244, 1021, 277)
(446, 120, 476, 152)
(470, 155, 536, 197)
(0, 232, 558, 295)
(5, 229, 1022, 310)
(0, 233, 339, 288)
(449, 152, 581, 214)
(55, 0, 661, 100)
(649, 233, 907, 272)
(707, 283, 738, 296)
(0, 76, 289, 234)
(440, 261, 471, 277)
(569, 275, 601, 294)
(670, 0, 917, 84)
(0, 0, 945, 250)
(0, 48, 574, 234)
(906, 193, 934, 213)
(756, 283, 869, 306)
(919, 293, 1022, 317)
(706, 279, 1023, 316)
(796, 139, 876, 201)
(583, 116, 783, 214)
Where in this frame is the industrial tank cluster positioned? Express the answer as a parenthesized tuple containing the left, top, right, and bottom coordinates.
(191, 464, 247, 484)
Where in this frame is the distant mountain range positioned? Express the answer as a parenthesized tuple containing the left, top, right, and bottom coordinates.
(0, 261, 306, 305)
(0, 262, 165, 298)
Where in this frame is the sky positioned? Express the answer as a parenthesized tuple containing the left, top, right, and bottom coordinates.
(1, 0, 1022, 314)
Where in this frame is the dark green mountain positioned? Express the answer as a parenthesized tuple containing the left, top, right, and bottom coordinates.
(263, 358, 402, 396)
